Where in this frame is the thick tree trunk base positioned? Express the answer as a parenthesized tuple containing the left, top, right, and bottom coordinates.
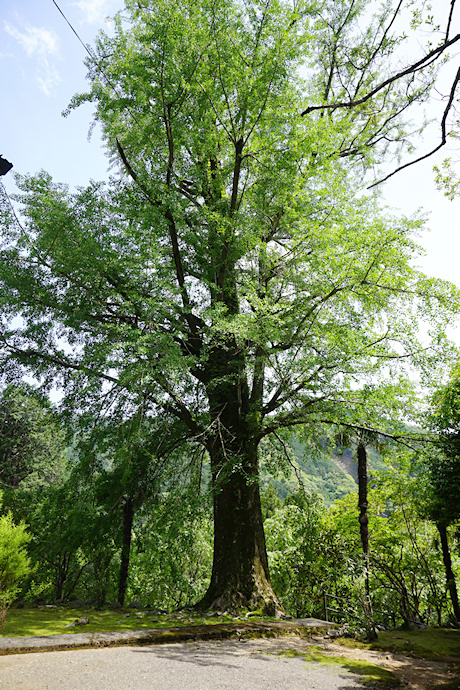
(195, 520, 286, 617)
(195, 562, 285, 616)
(201, 374, 284, 616)
(195, 590, 285, 617)
(194, 453, 285, 616)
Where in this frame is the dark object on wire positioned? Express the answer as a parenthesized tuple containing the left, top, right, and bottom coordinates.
(0, 156, 13, 176)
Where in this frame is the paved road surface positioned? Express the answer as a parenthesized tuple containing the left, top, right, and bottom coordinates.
(0, 638, 368, 689)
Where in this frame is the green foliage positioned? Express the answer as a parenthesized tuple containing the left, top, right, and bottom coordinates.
(290, 439, 359, 504)
(0, 0, 459, 609)
(0, 492, 31, 624)
(435, 159, 460, 201)
(265, 491, 337, 617)
(0, 380, 210, 608)
(23, 481, 97, 602)
(128, 492, 213, 610)
(0, 383, 67, 495)
(426, 364, 460, 525)
(331, 476, 448, 626)
(263, 453, 457, 626)
(0, 387, 85, 605)
(261, 482, 282, 520)
(261, 434, 397, 506)
(260, 434, 358, 505)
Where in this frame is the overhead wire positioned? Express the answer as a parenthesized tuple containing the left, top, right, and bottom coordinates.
(50, 0, 119, 93)
(51, 0, 94, 59)
(50, 0, 150, 179)
(0, 2, 104, 236)
(1, 2, 139, 242)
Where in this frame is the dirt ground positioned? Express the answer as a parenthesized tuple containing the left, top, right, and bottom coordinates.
(271, 635, 459, 689)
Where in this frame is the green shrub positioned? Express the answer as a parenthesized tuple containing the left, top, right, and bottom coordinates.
(0, 493, 31, 627)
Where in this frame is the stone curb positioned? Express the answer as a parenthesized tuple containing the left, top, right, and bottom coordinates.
(0, 618, 337, 656)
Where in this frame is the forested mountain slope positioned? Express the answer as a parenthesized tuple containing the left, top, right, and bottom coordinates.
(262, 436, 387, 505)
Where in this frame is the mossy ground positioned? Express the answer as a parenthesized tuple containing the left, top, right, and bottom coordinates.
(337, 628, 460, 661)
(0, 606, 248, 638)
(277, 647, 400, 688)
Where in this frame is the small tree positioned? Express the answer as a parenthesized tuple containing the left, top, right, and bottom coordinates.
(24, 482, 94, 601)
(128, 489, 213, 610)
(72, 412, 194, 605)
(265, 491, 329, 618)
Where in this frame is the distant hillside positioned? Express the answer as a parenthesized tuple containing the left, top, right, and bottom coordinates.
(262, 436, 387, 506)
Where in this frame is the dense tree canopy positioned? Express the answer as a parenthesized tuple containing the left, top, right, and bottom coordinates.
(426, 365, 460, 525)
(0, 384, 67, 492)
(423, 366, 460, 622)
(0, 0, 459, 611)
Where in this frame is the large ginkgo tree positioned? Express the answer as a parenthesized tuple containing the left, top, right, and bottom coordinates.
(1, 0, 459, 612)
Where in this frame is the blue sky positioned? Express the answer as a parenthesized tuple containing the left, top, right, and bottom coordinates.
(1, 0, 459, 338)
(1, 0, 123, 184)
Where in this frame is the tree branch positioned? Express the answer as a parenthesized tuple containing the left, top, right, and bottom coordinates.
(301, 33, 460, 117)
(368, 66, 460, 188)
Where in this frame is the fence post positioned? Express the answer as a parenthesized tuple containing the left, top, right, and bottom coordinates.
(323, 590, 328, 622)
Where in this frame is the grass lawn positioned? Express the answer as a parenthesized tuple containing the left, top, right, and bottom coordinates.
(0, 606, 238, 638)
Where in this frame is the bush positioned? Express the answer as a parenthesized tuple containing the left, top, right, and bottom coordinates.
(0, 494, 31, 627)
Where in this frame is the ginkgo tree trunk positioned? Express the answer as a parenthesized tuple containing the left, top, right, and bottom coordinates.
(1, 0, 459, 612)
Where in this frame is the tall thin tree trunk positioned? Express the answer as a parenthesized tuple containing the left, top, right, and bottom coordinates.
(357, 442, 376, 639)
(118, 497, 134, 606)
(357, 443, 370, 594)
(55, 552, 70, 601)
(437, 521, 460, 623)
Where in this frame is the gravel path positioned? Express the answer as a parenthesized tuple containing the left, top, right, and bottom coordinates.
(0, 638, 369, 689)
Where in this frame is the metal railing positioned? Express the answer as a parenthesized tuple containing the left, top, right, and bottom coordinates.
(322, 590, 397, 628)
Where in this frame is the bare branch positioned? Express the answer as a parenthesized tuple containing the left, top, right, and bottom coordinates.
(116, 138, 160, 208)
(0, 336, 119, 385)
(446, 0, 457, 40)
(368, 67, 460, 188)
(301, 33, 460, 117)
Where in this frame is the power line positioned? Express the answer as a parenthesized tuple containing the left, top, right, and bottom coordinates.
(50, 0, 144, 133)
(51, 0, 94, 59)
(51, 0, 158, 193)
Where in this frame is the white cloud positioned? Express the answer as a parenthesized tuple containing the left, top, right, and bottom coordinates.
(71, 0, 112, 24)
(4, 23, 59, 57)
(35, 65, 62, 97)
(4, 22, 61, 96)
